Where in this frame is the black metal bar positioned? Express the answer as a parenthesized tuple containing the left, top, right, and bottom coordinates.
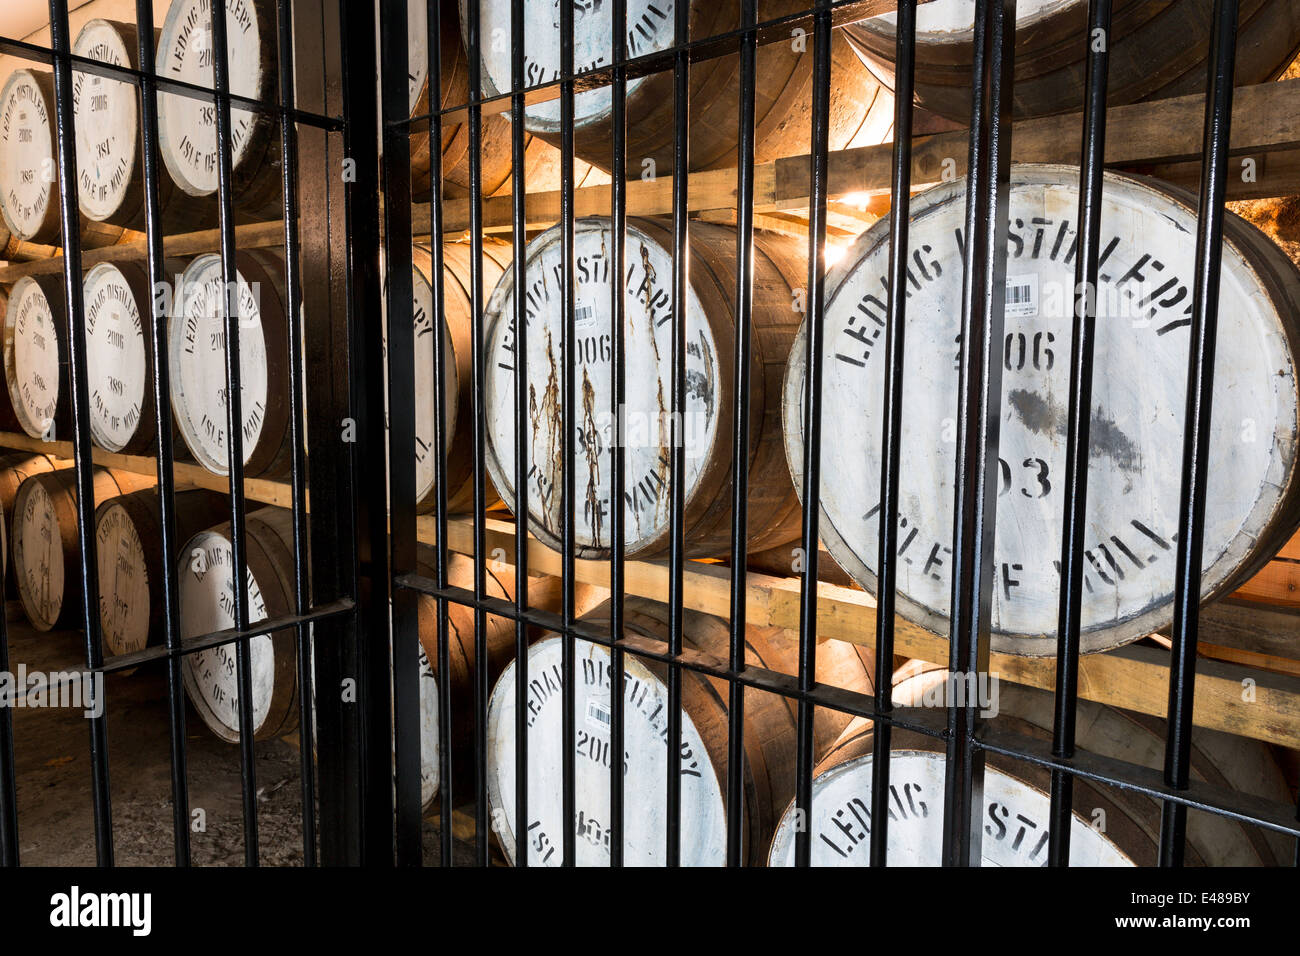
(725, 0, 759, 869)
(664, 0, 692, 869)
(132, 0, 191, 868)
(426, 0, 454, 870)
(379, 0, 422, 868)
(296, 0, 363, 866)
(558, 0, 578, 870)
(1160, 0, 1239, 868)
(0, 35, 344, 130)
(464, 0, 492, 867)
(94, 600, 356, 673)
(274, 0, 317, 869)
(335, 0, 390, 865)
(1048, 0, 1113, 868)
(208, 0, 259, 867)
(608, 0, 629, 870)
(508, 0, 532, 870)
(0, 598, 13, 863)
(869, 0, 917, 869)
(792, 0, 835, 870)
(942, 0, 1014, 867)
(46, 0, 113, 868)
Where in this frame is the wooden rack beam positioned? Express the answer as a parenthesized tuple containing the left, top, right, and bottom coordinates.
(1, 430, 1296, 749)
(424, 514, 1300, 751)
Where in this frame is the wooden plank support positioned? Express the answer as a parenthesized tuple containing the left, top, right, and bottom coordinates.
(0, 431, 293, 508)
(3, 428, 1298, 749)
(422, 514, 1300, 750)
(0, 219, 287, 283)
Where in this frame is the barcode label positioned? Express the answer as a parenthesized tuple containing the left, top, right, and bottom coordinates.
(585, 699, 611, 729)
(1005, 273, 1038, 317)
(575, 303, 596, 328)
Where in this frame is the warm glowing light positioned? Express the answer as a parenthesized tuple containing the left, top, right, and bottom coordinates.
(823, 244, 848, 267)
(837, 192, 872, 210)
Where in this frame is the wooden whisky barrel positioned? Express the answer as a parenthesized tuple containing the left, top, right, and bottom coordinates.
(73, 19, 208, 233)
(486, 597, 875, 866)
(11, 466, 156, 631)
(768, 663, 1294, 866)
(156, 0, 282, 223)
(407, 0, 611, 199)
(784, 165, 1300, 657)
(406, 241, 509, 512)
(3, 273, 69, 440)
(179, 505, 299, 742)
(0, 451, 65, 588)
(464, 0, 897, 177)
(843, 0, 1300, 122)
(0, 68, 147, 248)
(94, 487, 232, 659)
(0, 69, 61, 246)
(84, 259, 176, 455)
(167, 249, 292, 477)
(483, 216, 805, 560)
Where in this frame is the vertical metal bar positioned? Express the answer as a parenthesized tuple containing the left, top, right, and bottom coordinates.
(275, 0, 317, 869)
(508, 0, 532, 869)
(1160, 0, 1238, 868)
(0, 570, 16, 865)
(427, 0, 454, 870)
(133, 0, 192, 867)
(464, 0, 492, 867)
(1048, 0, 1112, 868)
(380, 0, 422, 867)
(209, 0, 258, 866)
(664, 0, 691, 870)
(869, 0, 917, 869)
(608, 0, 629, 870)
(559, 0, 578, 870)
(792, 0, 834, 870)
(942, 0, 1014, 867)
(47, 0, 113, 867)
(725, 0, 758, 869)
(314, 0, 367, 865)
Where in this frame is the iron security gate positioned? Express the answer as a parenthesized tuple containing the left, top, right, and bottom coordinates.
(0, 0, 1298, 871)
(380, 0, 1300, 868)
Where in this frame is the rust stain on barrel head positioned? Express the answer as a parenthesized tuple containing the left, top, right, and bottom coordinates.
(1008, 387, 1140, 472)
(581, 367, 603, 549)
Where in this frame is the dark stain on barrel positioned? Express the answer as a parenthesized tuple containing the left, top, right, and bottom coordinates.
(581, 366, 603, 548)
(1007, 387, 1140, 472)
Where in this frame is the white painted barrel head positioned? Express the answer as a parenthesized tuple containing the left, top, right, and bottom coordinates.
(84, 263, 148, 452)
(169, 254, 271, 475)
(95, 501, 151, 655)
(179, 529, 276, 741)
(411, 261, 457, 504)
(483, 218, 722, 556)
(864, 0, 1075, 39)
(0, 70, 55, 242)
(157, 0, 266, 197)
(12, 478, 65, 631)
(417, 642, 439, 807)
(463, 0, 657, 132)
(487, 636, 726, 866)
(3, 277, 61, 439)
(407, 0, 427, 116)
(72, 19, 138, 222)
(767, 746, 1133, 866)
(784, 165, 1300, 656)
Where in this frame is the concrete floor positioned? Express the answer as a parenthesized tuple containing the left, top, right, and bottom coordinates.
(3, 609, 478, 866)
